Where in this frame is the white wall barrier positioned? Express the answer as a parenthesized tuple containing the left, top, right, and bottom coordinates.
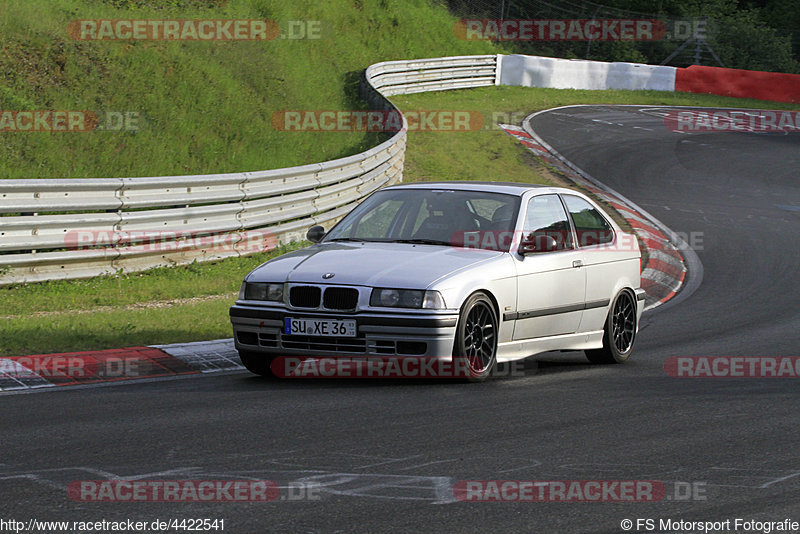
(499, 54, 677, 92)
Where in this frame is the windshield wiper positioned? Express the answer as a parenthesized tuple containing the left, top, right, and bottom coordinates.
(391, 238, 452, 246)
(327, 237, 452, 246)
(326, 237, 369, 242)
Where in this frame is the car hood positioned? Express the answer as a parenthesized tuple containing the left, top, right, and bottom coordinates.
(247, 242, 501, 288)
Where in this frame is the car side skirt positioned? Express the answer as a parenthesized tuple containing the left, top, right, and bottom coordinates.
(496, 330, 605, 363)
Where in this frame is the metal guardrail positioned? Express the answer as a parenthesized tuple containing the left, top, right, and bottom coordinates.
(0, 55, 499, 285)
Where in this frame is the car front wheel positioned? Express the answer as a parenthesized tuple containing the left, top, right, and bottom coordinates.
(454, 292, 498, 381)
(586, 289, 637, 364)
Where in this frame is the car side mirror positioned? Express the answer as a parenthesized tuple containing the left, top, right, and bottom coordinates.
(519, 234, 558, 254)
(307, 225, 325, 243)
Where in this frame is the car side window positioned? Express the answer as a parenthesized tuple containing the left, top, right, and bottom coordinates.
(522, 194, 573, 250)
(562, 195, 614, 246)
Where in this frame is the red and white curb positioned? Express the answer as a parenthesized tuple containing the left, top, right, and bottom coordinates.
(0, 339, 242, 393)
(499, 122, 687, 310)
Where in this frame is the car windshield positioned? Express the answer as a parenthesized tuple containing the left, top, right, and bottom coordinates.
(324, 188, 521, 251)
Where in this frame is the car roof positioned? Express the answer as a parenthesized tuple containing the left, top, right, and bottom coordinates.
(384, 181, 572, 196)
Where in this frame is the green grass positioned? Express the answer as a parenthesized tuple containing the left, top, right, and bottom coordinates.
(0, 242, 306, 317)
(0, 0, 497, 179)
(0, 242, 306, 356)
(0, 298, 236, 356)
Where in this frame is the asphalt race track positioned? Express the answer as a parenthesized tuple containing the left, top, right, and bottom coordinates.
(2, 106, 799, 533)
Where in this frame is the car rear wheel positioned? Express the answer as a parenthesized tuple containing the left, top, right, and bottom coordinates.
(586, 289, 637, 364)
(238, 351, 276, 377)
(454, 292, 498, 382)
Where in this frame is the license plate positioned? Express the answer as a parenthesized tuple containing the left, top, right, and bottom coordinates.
(284, 317, 357, 337)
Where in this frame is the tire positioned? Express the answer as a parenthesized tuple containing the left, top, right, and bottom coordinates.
(238, 350, 276, 377)
(586, 289, 637, 364)
(453, 292, 498, 382)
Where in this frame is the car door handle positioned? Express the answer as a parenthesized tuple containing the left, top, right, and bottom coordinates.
(573, 260, 583, 268)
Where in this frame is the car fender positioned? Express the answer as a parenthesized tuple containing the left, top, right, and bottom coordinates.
(430, 254, 517, 344)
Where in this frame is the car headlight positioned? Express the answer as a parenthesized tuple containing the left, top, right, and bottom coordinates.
(242, 282, 284, 302)
(370, 288, 445, 309)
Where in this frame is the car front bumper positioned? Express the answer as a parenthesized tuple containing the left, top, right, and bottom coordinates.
(230, 304, 459, 359)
